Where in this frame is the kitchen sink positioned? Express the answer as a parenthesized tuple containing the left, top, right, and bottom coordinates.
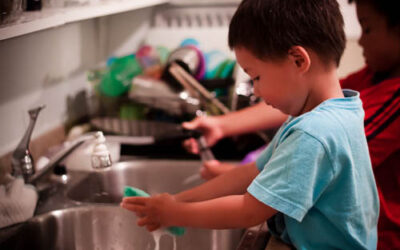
(67, 159, 205, 203)
(0, 205, 242, 250)
(1, 135, 248, 250)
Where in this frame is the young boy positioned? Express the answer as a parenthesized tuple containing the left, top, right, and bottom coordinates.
(183, 0, 400, 248)
(121, 0, 379, 249)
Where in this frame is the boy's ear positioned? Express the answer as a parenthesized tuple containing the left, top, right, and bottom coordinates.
(288, 46, 310, 73)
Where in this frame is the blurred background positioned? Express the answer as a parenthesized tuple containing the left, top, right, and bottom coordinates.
(0, 0, 364, 162)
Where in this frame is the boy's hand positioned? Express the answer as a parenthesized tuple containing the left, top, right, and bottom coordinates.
(120, 193, 177, 232)
(182, 116, 224, 154)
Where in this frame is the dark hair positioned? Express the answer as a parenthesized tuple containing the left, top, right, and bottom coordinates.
(348, 0, 400, 27)
(228, 0, 346, 66)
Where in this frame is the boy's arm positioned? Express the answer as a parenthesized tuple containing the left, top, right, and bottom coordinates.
(173, 192, 277, 229)
(175, 162, 259, 202)
(123, 192, 277, 230)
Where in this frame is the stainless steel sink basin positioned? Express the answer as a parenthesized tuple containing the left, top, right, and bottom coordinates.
(0, 153, 245, 249)
(67, 160, 205, 203)
(1, 205, 242, 250)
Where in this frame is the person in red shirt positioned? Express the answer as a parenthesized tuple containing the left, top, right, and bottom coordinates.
(183, 0, 400, 248)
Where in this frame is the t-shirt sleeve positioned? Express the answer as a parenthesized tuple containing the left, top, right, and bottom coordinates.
(255, 138, 276, 172)
(248, 130, 335, 222)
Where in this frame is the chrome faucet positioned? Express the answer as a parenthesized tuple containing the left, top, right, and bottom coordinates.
(11, 105, 111, 184)
(12, 105, 45, 182)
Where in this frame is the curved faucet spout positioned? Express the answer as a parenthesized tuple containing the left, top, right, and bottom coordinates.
(12, 105, 45, 182)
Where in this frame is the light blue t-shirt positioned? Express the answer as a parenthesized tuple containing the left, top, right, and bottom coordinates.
(248, 90, 379, 249)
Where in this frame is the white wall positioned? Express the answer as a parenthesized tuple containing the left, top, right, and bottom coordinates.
(338, 39, 364, 78)
(338, 0, 361, 40)
(337, 0, 365, 77)
(0, 7, 154, 156)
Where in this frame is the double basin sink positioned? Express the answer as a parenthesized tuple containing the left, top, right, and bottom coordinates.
(1, 154, 243, 249)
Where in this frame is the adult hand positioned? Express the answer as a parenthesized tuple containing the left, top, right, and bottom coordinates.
(120, 193, 177, 232)
(182, 116, 224, 154)
(200, 160, 237, 180)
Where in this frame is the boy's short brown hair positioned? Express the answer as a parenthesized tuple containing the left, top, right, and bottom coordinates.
(228, 0, 346, 66)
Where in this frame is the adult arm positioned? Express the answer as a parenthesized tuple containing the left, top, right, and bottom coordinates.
(183, 102, 287, 150)
(214, 102, 287, 137)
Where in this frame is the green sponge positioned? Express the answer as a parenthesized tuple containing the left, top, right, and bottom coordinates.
(123, 186, 186, 236)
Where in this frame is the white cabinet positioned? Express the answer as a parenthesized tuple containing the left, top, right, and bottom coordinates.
(0, 0, 168, 41)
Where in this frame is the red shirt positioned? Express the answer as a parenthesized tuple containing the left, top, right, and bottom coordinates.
(341, 67, 400, 250)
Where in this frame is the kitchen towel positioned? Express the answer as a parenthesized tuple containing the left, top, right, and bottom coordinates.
(0, 175, 38, 228)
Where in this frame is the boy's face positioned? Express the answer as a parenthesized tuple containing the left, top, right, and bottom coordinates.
(356, 2, 400, 73)
(234, 47, 307, 116)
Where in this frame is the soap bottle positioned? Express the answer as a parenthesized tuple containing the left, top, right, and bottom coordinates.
(91, 131, 112, 169)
